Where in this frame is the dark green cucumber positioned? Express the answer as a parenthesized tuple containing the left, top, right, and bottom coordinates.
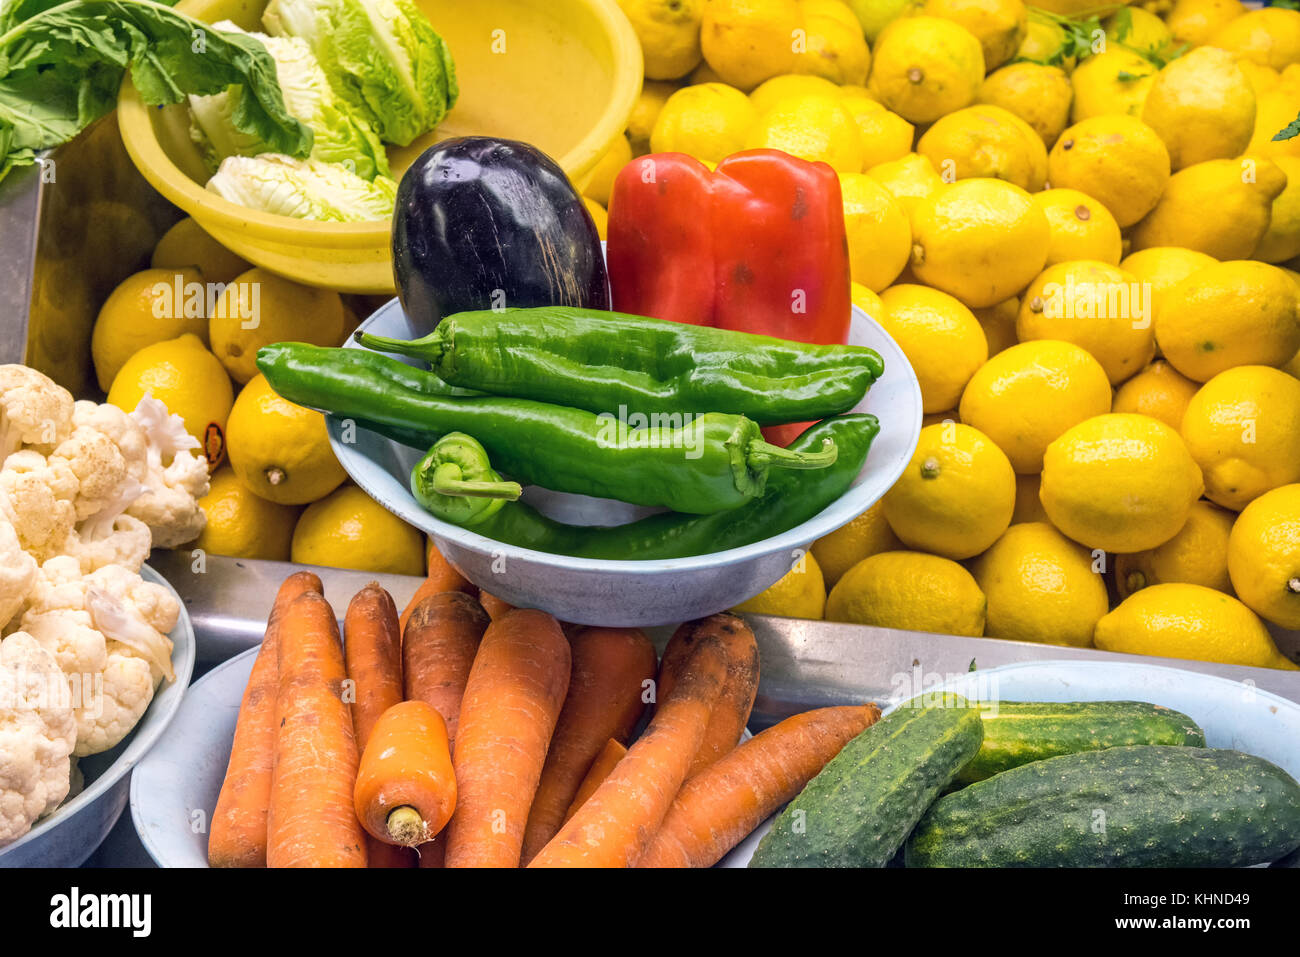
(749, 693, 983, 868)
(957, 700, 1206, 783)
(907, 745, 1300, 868)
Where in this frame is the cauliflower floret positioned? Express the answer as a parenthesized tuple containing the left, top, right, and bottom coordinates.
(0, 631, 76, 847)
(86, 564, 180, 636)
(0, 517, 36, 631)
(126, 396, 210, 548)
(63, 513, 152, 575)
(50, 427, 131, 523)
(71, 401, 148, 485)
(0, 450, 79, 561)
(76, 649, 154, 758)
(0, 365, 75, 466)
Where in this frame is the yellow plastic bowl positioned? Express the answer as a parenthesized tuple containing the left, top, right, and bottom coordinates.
(117, 0, 642, 293)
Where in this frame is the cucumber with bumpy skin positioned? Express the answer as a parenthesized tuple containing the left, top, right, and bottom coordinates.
(907, 745, 1300, 868)
(957, 700, 1206, 783)
(749, 693, 983, 868)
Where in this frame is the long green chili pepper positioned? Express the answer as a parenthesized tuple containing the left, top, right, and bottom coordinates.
(257, 343, 837, 515)
(355, 306, 885, 425)
(411, 433, 522, 526)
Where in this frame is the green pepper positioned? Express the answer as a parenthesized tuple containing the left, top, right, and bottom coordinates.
(257, 343, 837, 515)
(411, 432, 522, 526)
(355, 306, 885, 425)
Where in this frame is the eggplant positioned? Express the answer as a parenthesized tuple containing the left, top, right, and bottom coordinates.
(392, 136, 610, 328)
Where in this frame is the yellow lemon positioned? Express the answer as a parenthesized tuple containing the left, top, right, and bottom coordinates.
(745, 92, 865, 172)
(651, 82, 759, 163)
(909, 178, 1050, 308)
(1114, 498, 1235, 599)
(225, 373, 346, 505)
(1238, 59, 1281, 97)
(192, 466, 299, 561)
(583, 197, 608, 240)
(1228, 484, 1300, 629)
(701, 0, 803, 90)
(1069, 50, 1158, 123)
(209, 268, 345, 385)
(1118, 246, 1218, 320)
(1033, 0, 1124, 14)
(749, 73, 842, 113)
(797, 0, 872, 85)
(1104, 6, 1174, 62)
(1131, 157, 1287, 259)
(619, 0, 704, 80)
(972, 297, 1019, 355)
(878, 284, 989, 411)
(579, 134, 633, 206)
(92, 267, 208, 392)
(1166, 0, 1244, 48)
(1156, 261, 1300, 381)
(731, 550, 827, 618)
(916, 104, 1048, 192)
(151, 218, 250, 285)
(843, 0, 921, 42)
(1047, 115, 1171, 228)
(1040, 412, 1204, 553)
(1017, 260, 1154, 385)
(1254, 155, 1300, 262)
(922, 0, 1027, 71)
(1248, 81, 1300, 160)
(840, 173, 912, 290)
(107, 333, 233, 448)
(976, 62, 1073, 147)
(1181, 365, 1300, 510)
(972, 521, 1109, 646)
(627, 80, 681, 154)
(840, 92, 915, 168)
(1211, 7, 1300, 71)
(959, 339, 1113, 473)
(1032, 189, 1123, 267)
(1095, 583, 1296, 669)
(882, 422, 1016, 559)
(825, 550, 987, 635)
(867, 16, 986, 124)
(1111, 359, 1200, 429)
(291, 485, 426, 576)
(866, 152, 944, 216)
(1016, 17, 1077, 72)
(811, 501, 902, 586)
(1012, 470, 1049, 523)
(851, 280, 887, 321)
(1141, 47, 1256, 171)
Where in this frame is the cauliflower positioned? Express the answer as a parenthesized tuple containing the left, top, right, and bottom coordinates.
(125, 396, 210, 548)
(64, 513, 152, 575)
(0, 365, 75, 466)
(71, 401, 148, 484)
(0, 630, 76, 848)
(0, 517, 36, 631)
(0, 449, 79, 562)
(50, 427, 132, 523)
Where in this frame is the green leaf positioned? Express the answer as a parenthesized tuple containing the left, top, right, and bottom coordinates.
(1274, 113, 1300, 143)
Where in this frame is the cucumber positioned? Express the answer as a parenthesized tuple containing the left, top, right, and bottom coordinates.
(957, 700, 1206, 783)
(907, 745, 1300, 868)
(749, 693, 983, 868)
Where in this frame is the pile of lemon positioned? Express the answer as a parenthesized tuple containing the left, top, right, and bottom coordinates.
(614, 0, 1300, 669)
(91, 218, 427, 576)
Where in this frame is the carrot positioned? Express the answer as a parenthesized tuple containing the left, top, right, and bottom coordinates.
(657, 613, 760, 776)
(209, 571, 321, 868)
(520, 627, 656, 862)
(443, 609, 571, 868)
(637, 704, 882, 868)
(402, 591, 490, 747)
(529, 635, 730, 868)
(477, 590, 515, 620)
(399, 545, 477, 633)
(267, 590, 368, 868)
(417, 838, 447, 868)
(562, 738, 627, 825)
(354, 701, 457, 846)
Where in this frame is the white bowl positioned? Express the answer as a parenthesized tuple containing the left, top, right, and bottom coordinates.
(328, 300, 922, 626)
(0, 564, 196, 868)
(719, 659, 1300, 867)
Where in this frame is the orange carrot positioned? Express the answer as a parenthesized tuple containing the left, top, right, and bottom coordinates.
(477, 590, 515, 620)
(402, 591, 490, 747)
(520, 627, 656, 862)
(354, 701, 457, 846)
(529, 636, 730, 868)
(399, 545, 477, 633)
(658, 613, 760, 775)
(637, 704, 882, 868)
(209, 571, 321, 868)
(267, 590, 368, 868)
(444, 609, 571, 868)
(562, 738, 627, 825)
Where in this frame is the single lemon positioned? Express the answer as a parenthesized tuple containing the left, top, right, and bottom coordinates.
(922, 0, 1027, 71)
(1156, 260, 1300, 381)
(1095, 582, 1296, 669)
(797, 0, 872, 85)
(627, 80, 681, 154)
(107, 333, 233, 448)
(1238, 59, 1281, 97)
(225, 373, 346, 505)
(1032, 188, 1123, 266)
(1103, 6, 1174, 62)
(1180, 365, 1300, 510)
(583, 197, 608, 240)
(917, 104, 1048, 192)
(192, 466, 299, 561)
(1114, 498, 1234, 600)
(579, 134, 633, 206)
(731, 549, 827, 618)
(1069, 50, 1158, 123)
(1166, 0, 1244, 48)
(1228, 484, 1300, 629)
(701, 0, 803, 90)
(976, 62, 1073, 147)
(867, 16, 985, 124)
(92, 267, 208, 392)
(291, 485, 426, 576)
(1111, 358, 1200, 430)
(1047, 115, 1171, 228)
(972, 297, 1019, 355)
(1016, 17, 1077, 72)
(1012, 470, 1049, 523)
(1141, 47, 1256, 170)
(1118, 246, 1218, 320)
(651, 82, 759, 163)
(811, 501, 902, 587)
(825, 550, 987, 635)
(882, 422, 1016, 559)
(840, 92, 915, 169)
(1017, 260, 1154, 385)
(841, 175, 911, 291)
(910, 178, 1050, 308)
(151, 218, 251, 285)
(619, 0, 704, 80)
(959, 339, 1113, 474)
(878, 284, 989, 411)
(1254, 156, 1300, 263)
(972, 521, 1109, 646)
(1040, 412, 1204, 553)
(866, 152, 944, 216)
(1248, 81, 1300, 160)
(1211, 7, 1300, 71)
(745, 92, 865, 173)
(843, 0, 921, 42)
(851, 280, 887, 321)
(749, 73, 842, 113)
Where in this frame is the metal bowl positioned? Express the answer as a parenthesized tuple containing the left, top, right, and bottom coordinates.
(329, 300, 923, 627)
